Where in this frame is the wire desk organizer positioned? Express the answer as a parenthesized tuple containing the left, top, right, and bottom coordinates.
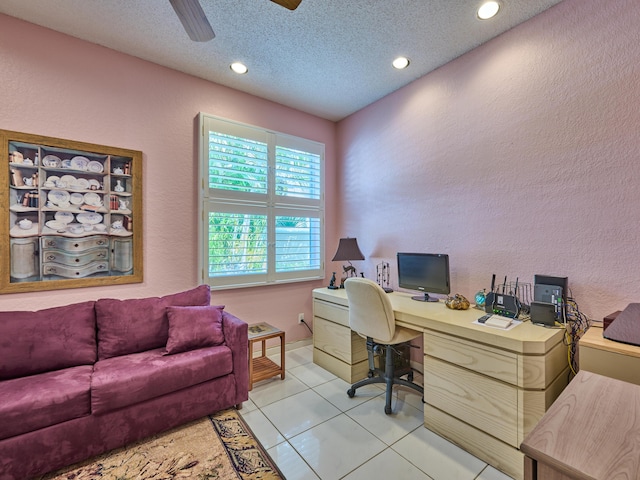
(507, 280, 532, 317)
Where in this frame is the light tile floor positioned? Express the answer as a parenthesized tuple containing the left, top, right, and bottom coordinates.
(240, 344, 515, 480)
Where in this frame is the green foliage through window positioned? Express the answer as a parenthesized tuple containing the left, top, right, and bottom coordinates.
(208, 213, 267, 276)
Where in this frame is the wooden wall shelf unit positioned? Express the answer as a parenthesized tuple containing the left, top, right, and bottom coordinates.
(1, 129, 142, 293)
(312, 287, 569, 480)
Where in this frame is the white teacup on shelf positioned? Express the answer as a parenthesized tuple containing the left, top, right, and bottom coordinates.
(111, 220, 123, 229)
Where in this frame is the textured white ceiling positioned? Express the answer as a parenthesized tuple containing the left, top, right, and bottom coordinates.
(0, 0, 564, 121)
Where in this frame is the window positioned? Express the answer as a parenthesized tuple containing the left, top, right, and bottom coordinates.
(199, 114, 325, 289)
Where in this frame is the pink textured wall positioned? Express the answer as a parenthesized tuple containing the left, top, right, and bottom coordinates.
(0, 14, 337, 342)
(337, 0, 640, 324)
(2, 0, 639, 345)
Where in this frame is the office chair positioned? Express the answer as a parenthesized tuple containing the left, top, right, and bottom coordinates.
(344, 277, 424, 414)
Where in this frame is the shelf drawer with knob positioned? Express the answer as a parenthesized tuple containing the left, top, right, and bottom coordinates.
(41, 235, 109, 252)
(42, 261, 109, 279)
(42, 247, 109, 267)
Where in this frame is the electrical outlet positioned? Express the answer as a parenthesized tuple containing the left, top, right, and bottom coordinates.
(298, 313, 304, 324)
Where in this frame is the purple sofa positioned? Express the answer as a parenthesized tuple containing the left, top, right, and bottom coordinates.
(0, 285, 249, 480)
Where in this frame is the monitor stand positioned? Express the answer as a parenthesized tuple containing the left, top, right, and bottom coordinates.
(411, 293, 439, 302)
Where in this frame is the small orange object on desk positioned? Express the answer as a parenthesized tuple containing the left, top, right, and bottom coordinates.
(248, 322, 285, 390)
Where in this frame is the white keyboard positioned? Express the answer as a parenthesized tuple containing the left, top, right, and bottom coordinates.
(483, 315, 513, 329)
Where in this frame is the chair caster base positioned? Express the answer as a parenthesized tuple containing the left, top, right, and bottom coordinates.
(347, 388, 356, 398)
(385, 405, 392, 415)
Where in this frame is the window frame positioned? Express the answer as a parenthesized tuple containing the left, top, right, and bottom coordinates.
(198, 113, 325, 289)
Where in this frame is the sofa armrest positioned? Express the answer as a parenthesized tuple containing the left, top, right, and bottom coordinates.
(222, 312, 249, 403)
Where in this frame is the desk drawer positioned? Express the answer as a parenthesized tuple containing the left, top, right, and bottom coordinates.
(313, 299, 350, 327)
(424, 356, 518, 447)
(424, 330, 518, 385)
(313, 316, 367, 364)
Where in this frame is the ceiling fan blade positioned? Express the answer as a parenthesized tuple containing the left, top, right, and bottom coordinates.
(270, 0, 302, 10)
(169, 0, 215, 42)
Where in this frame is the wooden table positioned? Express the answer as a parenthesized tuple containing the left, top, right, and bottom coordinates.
(521, 370, 640, 479)
(580, 325, 640, 385)
(248, 322, 285, 390)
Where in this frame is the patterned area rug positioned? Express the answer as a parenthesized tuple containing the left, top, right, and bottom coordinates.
(39, 409, 283, 479)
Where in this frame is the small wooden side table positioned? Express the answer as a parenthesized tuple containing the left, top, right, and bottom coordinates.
(248, 322, 285, 391)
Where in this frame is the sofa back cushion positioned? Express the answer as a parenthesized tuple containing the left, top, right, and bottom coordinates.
(96, 285, 211, 360)
(0, 301, 97, 380)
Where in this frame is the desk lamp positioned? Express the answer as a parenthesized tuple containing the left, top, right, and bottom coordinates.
(331, 237, 365, 288)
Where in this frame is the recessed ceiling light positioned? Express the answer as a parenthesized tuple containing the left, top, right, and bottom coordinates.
(392, 56, 410, 70)
(477, 1, 500, 20)
(230, 62, 248, 74)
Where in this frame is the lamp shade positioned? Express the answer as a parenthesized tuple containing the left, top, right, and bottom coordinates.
(332, 238, 365, 261)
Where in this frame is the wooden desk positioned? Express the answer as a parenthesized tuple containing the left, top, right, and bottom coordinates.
(521, 370, 640, 479)
(579, 325, 640, 385)
(312, 288, 569, 480)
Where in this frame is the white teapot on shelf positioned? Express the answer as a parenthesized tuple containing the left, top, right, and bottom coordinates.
(18, 218, 33, 230)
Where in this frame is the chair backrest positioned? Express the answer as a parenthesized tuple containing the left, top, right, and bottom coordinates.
(345, 278, 395, 342)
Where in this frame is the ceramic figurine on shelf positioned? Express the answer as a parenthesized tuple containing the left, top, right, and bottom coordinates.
(114, 180, 124, 192)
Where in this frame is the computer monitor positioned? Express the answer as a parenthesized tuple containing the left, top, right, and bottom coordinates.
(397, 252, 450, 302)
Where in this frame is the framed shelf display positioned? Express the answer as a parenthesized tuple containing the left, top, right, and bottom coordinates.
(1, 129, 142, 293)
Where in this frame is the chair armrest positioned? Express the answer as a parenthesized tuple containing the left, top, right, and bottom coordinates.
(222, 311, 249, 402)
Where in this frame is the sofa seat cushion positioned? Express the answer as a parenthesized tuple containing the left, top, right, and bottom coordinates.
(0, 301, 96, 380)
(91, 345, 233, 414)
(96, 285, 211, 360)
(0, 365, 92, 440)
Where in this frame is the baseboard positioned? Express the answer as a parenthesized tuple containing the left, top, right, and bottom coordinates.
(255, 337, 312, 358)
